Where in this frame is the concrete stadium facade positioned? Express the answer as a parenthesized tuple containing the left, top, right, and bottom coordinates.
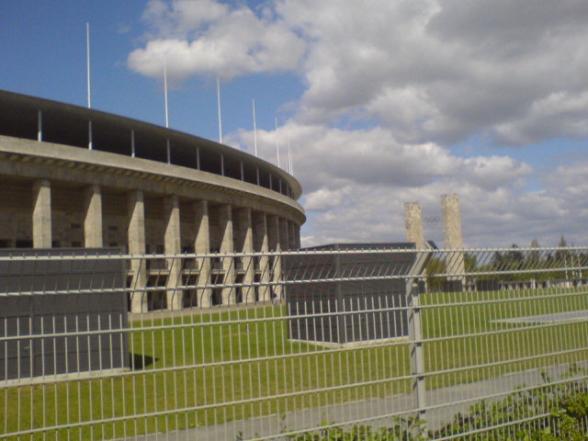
(0, 90, 305, 312)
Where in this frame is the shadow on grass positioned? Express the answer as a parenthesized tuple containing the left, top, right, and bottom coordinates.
(130, 353, 157, 370)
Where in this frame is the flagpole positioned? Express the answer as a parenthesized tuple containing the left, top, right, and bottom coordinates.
(86, 22, 91, 109)
(274, 117, 280, 167)
(216, 76, 223, 143)
(163, 61, 171, 163)
(163, 62, 169, 128)
(287, 141, 293, 175)
(252, 99, 258, 157)
(86, 22, 92, 150)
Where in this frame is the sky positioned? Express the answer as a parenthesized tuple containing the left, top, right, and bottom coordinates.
(1, 0, 588, 248)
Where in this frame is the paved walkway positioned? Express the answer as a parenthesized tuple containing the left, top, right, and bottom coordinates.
(494, 310, 588, 325)
(125, 362, 585, 440)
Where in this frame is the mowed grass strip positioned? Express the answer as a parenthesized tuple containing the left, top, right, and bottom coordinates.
(421, 286, 588, 388)
(0, 305, 411, 440)
(2, 287, 588, 440)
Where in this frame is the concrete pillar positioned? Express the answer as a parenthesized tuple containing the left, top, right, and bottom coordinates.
(83, 184, 103, 248)
(218, 205, 235, 305)
(404, 202, 426, 249)
(194, 200, 212, 308)
(254, 212, 271, 302)
(280, 219, 290, 299)
(32, 179, 52, 248)
(441, 193, 466, 281)
(164, 195, 182, 310)
(268, 215, 282, 300)
(280, 218, 290, 251)
(237, 207, 255, 303)
(288, 221, 297, 250)
(294, 224, 301, 249)
(128, 190, 148, 313)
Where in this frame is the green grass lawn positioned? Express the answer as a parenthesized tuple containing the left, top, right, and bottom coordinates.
(2, 287, 588, 440)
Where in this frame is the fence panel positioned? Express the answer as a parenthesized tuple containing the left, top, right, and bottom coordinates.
(1, 246, 588, 440)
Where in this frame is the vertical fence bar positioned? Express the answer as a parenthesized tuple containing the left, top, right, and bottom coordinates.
(407, 250, 427, 435)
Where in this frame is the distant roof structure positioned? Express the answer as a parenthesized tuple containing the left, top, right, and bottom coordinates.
(302, 241, 437, 251)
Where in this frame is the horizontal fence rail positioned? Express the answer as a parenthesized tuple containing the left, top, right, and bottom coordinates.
(1, 246, 588, 440)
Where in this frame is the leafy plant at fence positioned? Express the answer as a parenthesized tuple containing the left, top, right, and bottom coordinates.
(286, 415, 426, 441)
(286, 378, 588, 440)
(431, 378, 588, 440)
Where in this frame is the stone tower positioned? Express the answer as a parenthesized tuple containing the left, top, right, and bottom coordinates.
(441, 194, 466, 282)
(404, 202, 426, 249)
(441, 194, 464, 249)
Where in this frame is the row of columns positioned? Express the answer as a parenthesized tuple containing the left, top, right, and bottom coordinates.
(30, 179, 299, 312)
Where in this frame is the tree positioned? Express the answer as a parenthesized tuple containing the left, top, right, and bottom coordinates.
(528, 239, 542, 269)
(507, 244, 524, 264)
(555, 235, 570, 264)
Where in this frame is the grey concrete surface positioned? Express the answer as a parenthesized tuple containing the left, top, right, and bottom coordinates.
(494, 310, 588, 325)
(0, 135, 305, 224)
(124, 362, 584, 440)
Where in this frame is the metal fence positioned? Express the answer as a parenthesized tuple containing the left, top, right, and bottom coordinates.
(2, 246, 588, 440)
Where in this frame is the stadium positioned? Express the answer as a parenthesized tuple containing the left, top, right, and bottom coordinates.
(0, 89, 305, 312)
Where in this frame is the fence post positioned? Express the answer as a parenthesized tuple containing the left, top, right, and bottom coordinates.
(407, 251, 428, 436)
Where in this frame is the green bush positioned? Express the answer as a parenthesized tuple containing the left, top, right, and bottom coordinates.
(286, 381, 588, 441)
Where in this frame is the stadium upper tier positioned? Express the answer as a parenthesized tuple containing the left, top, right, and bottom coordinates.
(0, 89, 302, 202)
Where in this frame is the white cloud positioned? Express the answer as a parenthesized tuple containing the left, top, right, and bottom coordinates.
(495, 91, 588, 144)
(142, 0, 228, 35)
(130, 0, 588, 143)
(279, 0, 588, 144)
(128, 0, 305, 81)
(228, 123, 546, 247)
(304, 187, 350, 211)
(129, 0, 588, 248)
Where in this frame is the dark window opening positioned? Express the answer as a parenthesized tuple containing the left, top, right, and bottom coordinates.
(92, 120, 133, 156)
(169, 141, 198, 169)
(199, 148, 222, 174)
(183, 275, 199, 308)
(134, 130, 167, 163)
(211, 288, 223, 306)
(235, 274, 245, 303)
(224, 156, 241, 181)
(259, 170, 270, 190)
(147, 290, 166, 311)
(182, 245, 195, 269)
(0, 102, 37, 141)
(243, 162, 257, 185)
(43, 109, 88, 149)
